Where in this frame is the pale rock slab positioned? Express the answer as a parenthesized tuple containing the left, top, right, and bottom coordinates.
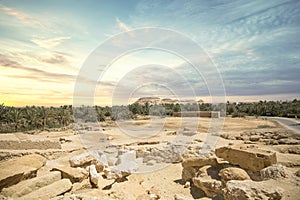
(215, 146, 277, 172)
(1, 171, 61, 198)
(51, 166, 88, 183)
(20, 178, 72, 200)
(0, 154, 46, 190)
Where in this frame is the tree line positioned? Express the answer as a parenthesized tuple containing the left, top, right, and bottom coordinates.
(0, 104, 73, 133)
(0, 99, 299, 132)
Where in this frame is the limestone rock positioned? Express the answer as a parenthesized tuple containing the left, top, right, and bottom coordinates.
(215, 146, 277, 172)
(21, 178, 72, 200)
(223, 180, 284, 200)
(69, 153, 94, 168)
(182, 167, 199, 182)
(103, 167, 130, 180)
(193, 176, 223, 198)
(0, 154, 46, 190)
(218, 167, 250, 182)
(1, 171, 61, 198)
(71, 178, 92, 192)
(51, 166, 88, 183)
(182, 157, 217, 168)
(260, 164, 288, 180)
(89, 164, 99, 187)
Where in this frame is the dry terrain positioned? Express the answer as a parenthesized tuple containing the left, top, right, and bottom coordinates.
(0, 117, 299, 199)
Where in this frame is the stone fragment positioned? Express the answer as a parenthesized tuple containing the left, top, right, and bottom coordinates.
(89, 164, 99, 187)
(0, 154, 46, 190)
(71, 178, 92, 192)
(69, 153, 94, 167)
(260, 164, 288, 180)
(223, 180, 284, 200)
(21, 179, 72, 200)
(215, 146, 277, 172)
(193, 176, 223, 198)
(182, 157, 217, 168)
(181, 167, 199, 182)
(218, 167, 250, 183)
(1, 171, 61, 198)
(51, 166, 88, 183)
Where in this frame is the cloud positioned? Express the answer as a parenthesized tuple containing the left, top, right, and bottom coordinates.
(41, 52, 68, 64)
(31, 37, 71, 49)
(115, 17, 131, 31)
(0, 6, 42, 27)
(0, 54, 75, 82)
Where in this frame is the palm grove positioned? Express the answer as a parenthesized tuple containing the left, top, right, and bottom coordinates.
(0, 99, 299, 133)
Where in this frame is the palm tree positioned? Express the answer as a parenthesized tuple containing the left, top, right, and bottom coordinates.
(38, 106, 52, 129)
(7, 108, 24, 131)
(0, 103, 8, 122)
(23, 106, 38, 129)
(57, 106, 73, 126)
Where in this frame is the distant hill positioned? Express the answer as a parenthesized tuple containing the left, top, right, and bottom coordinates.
(135, 97, 204, 105)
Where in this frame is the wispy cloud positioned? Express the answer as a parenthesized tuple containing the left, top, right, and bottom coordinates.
(31, 36, 71, 49)
(41, 52, 68, 64)
(0, 54, 75, 82)
(115, 17, 131, 31)
(0, 5, 42, 27)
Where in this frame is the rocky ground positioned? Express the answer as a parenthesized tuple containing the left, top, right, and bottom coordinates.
(0, 117, 299, 200)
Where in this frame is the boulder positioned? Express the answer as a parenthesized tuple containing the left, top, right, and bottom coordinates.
(1, 171, 61, 198)
(21, 179, 72, 200)
(193, 176, 223, 198)
(223, 180, 284, 200)
(260, 164, 288, 180)
(218, 167, 250, 182)
(69, 153, 94, 167)
(51, 166, 88, 183)
(215, 146, 277, 172)
(0, 154, 46, 190)
(182, 157, 217, 168)
(89, 165, 99, 187)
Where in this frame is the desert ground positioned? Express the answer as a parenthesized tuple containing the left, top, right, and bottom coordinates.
(0, 117, 300, 199)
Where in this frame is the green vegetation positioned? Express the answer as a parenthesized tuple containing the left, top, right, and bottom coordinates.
(0, 104, 73, 133)
(226, 99, 300, 118)
(1, 99, 299, 133)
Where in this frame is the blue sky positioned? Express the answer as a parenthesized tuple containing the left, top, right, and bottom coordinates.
(0, 0, 299, 106)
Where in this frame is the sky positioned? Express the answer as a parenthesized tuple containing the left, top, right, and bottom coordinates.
(0, 0, 299, 106)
